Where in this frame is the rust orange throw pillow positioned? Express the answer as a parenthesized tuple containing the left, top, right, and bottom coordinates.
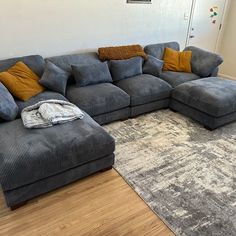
(0, 61, 45, 101)
(98, 44, 147, 61)
(163, 47, 192, 73)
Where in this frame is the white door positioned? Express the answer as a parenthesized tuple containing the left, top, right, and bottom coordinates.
(187, 0, 227, 52)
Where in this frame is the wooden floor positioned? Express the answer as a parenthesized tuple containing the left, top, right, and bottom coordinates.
(0, 169, 174, 236)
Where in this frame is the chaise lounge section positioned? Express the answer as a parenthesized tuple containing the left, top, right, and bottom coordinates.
(0, 54, 115, 209)
(0, 113, 115, 209)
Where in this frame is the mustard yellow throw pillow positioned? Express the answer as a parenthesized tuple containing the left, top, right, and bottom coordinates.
(0, 61, 45, 101)
(163, 47, 192, 73)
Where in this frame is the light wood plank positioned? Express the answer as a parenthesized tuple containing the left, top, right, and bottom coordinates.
(0, 169, 174, 236)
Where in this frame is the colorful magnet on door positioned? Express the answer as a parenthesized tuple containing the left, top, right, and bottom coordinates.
(210, 6, 219, 24)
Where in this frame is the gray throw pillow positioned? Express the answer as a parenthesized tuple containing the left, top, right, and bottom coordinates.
(143, 55, 164, 77)
(39, 61, 70, 95)
(72, 62, 112, 87)
(0, 83, 18, 121)
(110, 57, 143, 82)
(184, 46, 223, 77)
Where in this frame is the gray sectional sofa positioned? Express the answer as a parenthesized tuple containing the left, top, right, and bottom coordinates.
(1, 41, 234, 210)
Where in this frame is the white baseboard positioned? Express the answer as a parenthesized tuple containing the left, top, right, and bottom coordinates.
(219, 73, 236, 80)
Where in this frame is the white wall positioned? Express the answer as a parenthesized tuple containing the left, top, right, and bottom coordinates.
(220, 0, 236, 78)
(0, 0, 192, 59)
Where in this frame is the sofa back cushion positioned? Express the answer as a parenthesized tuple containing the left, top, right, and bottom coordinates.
(0, 83, 18, 121)
(0, 55, 45, 77)
(144, 42, 180, 60)
(72, 62, 112, 87)
(46, 52, 101, 75)
(46, 52, 101, 84)
(184, 46, 223, 77)
(110, 57, 143, 82)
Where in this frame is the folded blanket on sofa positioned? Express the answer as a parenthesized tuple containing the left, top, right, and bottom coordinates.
(98, 44, 147, 61)
(21, 99, 84, 128)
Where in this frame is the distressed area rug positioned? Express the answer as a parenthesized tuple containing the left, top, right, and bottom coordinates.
(104, 110, 236, 236)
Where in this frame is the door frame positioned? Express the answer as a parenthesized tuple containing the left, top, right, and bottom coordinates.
(185, 0, 230, 53)
(215, 0, 231, 53)
(185, 0, 196, 48)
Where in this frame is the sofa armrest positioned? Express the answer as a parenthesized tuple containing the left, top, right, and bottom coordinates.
(184, 46, 223, 78)
(210, 67, 219, 77)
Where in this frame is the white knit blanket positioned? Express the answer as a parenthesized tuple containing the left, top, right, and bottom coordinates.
(21, 100, 84, 129)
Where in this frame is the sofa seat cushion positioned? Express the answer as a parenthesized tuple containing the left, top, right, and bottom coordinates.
(15, 91, 68, 117)
(115, 74, 172, 106)
(66, 83, 130, 117)
(172, 77, 236, 117)
(160, 71, 200, 88)
(0, 113, 115, 191)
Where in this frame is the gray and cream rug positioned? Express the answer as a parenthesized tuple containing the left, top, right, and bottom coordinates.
(104, 110, 236, 236)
